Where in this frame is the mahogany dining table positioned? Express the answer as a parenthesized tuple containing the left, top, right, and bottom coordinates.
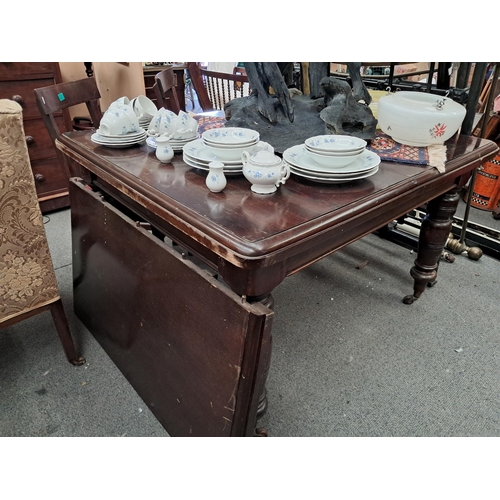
(56, 130, 498, 437)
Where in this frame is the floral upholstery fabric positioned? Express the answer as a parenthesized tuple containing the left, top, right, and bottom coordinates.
(0, 99, 59, 323)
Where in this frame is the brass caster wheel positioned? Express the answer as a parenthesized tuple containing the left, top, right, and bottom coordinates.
(442, 251, 456, 263)
(402, 294, 417, 305)
(254, 428, 269, 437)
(71, 356, 86, 366)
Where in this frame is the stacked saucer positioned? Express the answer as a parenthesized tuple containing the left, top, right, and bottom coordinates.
(146, 133, 199, 152)
(283, 143, 381, 184)
(182, 137, 266, 175)
(138, 116, 152, 129)
(91, 128, 147, 148)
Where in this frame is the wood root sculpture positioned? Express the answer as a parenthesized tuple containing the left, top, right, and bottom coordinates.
(225, 62, 377, 151)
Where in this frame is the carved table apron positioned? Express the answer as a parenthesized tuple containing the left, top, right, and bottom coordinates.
(56, 132, 498, 436)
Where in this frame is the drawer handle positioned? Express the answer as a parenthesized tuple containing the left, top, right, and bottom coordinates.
(25, 135, 35, 145)
(12, 95, 24, 106)
(34, 173, 45, 183)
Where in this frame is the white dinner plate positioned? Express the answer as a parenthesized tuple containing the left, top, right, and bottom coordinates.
(183, 154, 243, 175)
(183, 138, 259, 166)
(182, 152, 243, 171)
(284, 145, 380, 175)
(289, 164, 379, 184)
(289, 162, 379, 179)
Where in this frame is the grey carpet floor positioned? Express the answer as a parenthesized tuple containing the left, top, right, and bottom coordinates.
(1, 203, 499, 437)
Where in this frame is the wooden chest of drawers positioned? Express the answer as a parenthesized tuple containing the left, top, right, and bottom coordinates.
(0, 62, 72, 213)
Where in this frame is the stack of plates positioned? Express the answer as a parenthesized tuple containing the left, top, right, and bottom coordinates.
(91, 128, 147, 148)
(200, 127, 260, 161)
(138, 116, 152, 129)
(182, 138, 261, 175)
(304, 135, 367, 169)
(283, 145, 381, 184)
(146, 134, 199, 152)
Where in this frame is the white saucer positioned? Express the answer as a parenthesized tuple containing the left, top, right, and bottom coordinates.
(284, 145, 380, 175)
(91, 140, 146, 149)
(94, 128, 146, 140)
(92, 134, 147, 144)
(91, 133, 146, 148)
(92, 132, 146, 141)
(146, 135, 198, 149)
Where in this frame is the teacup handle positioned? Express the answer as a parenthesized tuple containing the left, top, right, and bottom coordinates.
(277, 162, 290, 186)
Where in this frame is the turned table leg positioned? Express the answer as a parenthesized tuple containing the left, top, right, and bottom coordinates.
(403, 186, 461, 305)
(254, 293, 274, 420)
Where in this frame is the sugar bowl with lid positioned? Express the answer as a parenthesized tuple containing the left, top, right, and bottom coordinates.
(242, 148, 290, 194)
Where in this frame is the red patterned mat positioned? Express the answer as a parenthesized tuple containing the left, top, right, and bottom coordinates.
(195, 116, 226, 134)
(367, 131, 429, 165)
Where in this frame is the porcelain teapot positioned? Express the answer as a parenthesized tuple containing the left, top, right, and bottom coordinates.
(242, 148, 290, 194)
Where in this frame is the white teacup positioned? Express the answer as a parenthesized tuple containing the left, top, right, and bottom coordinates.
(133, 95, 157, 120)
(177, 110, 198, 130)
(108, 96, 130, 109)
(171, 111, 198, 140)
(147, 108, 178, 136)
(99, 103, 140, 136)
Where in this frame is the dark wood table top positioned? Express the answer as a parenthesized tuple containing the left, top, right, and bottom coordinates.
(57, 132, 498, 295)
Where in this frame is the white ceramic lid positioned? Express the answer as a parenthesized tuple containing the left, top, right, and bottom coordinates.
(248, 150, 282, 167)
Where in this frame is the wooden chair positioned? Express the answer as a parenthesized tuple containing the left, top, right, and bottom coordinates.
(34, 77, 102, 177)
(187, 62, 251, 112)
(0, 99, 85, 366)
(153, 68, 181, 113)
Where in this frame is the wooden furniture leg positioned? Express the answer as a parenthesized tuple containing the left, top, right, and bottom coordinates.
(254, 293, 274, 420)
(403, 186, 461, 304)
(49, 299, 85, 365)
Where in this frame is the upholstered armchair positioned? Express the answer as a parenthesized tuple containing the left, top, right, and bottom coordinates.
(0, 99, 84, 365)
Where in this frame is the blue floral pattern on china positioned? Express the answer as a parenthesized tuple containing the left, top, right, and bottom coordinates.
(202, 127, 259, 144)
(305, 135, 366, 151)
(246, 168, 276, 179)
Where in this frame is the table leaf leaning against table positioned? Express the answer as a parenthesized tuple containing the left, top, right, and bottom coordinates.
(55, 111, 498, 436)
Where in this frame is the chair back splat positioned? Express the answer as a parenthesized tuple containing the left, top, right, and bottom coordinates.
(34, 77, 102, 178)
(153, 68, 181, 113)
(187, 62, 251, 112)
